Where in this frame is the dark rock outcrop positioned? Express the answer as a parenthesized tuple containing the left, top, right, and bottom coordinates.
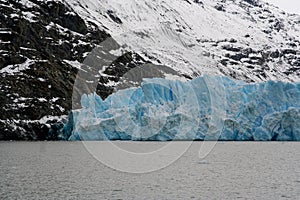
(0, 0, 149, 140)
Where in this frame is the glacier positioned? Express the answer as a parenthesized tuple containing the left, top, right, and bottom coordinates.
(61, 76, 300, 141)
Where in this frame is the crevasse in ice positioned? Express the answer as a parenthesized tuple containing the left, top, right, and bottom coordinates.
(63, 76, 300, 141)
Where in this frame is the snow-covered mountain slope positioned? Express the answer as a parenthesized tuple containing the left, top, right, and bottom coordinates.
(68, 0, 300, 82)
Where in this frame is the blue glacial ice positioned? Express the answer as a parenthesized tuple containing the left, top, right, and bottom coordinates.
(62, 76, 300, 141)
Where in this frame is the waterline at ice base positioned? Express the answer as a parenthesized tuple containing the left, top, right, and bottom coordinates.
(61, 76, 300, 141)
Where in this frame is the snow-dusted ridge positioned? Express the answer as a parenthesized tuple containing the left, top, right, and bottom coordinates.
(67, 0, 300, 82)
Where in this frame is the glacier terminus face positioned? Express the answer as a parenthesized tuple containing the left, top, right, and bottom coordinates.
(61, 76, 300, 141)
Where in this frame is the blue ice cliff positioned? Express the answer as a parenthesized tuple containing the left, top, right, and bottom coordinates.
(62, 76, 300, 141)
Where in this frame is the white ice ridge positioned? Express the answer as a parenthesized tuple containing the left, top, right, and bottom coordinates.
(62, 76, 300, 141)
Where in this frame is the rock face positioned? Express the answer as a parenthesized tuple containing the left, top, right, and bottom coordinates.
(0, 0, 147, 140)
(0, 0, 299, 140)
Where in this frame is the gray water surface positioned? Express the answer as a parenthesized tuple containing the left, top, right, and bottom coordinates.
(0, 142, 299, 200)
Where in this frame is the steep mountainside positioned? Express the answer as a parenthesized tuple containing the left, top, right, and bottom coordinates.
(0, 0, 148, 139)
(68, 0, 300, 82)
(0, 0, 299, 140)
